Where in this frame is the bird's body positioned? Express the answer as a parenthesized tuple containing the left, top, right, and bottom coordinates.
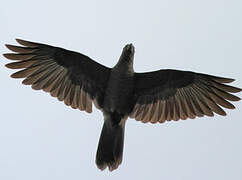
(96, 44, 135, 170)
(103, 44, 135, 115)
(3, 39, 241, 171)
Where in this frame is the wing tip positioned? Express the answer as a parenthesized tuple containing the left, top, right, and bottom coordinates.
(3, 53, 8, 59)
(16, 38, 27, 46)
(237, 88, 242, 93)
(10, 73, 19, 79)
(235, 96, 241, 101)
(2, 53, 15, 60)
(214, 77, 235, 83)
(5, 44, 13, 51)
(15, 38, 38, 47)
(204, 73, 236, 83)
(224, 78, 235, 83)
(217, 110, 227, 116)
(15, 38, 24, 42)
(5, 63, 14, 69)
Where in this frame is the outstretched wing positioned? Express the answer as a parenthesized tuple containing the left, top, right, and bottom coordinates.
(3, 39, 111, 113)
(130, 69, 241, 123)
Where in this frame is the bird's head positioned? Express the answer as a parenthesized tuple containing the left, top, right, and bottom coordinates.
(115, 43, 135, 71)
(123, 43, 135, 59)
(120, 43, 135, 64)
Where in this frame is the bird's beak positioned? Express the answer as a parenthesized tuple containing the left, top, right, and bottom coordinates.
(127, 43, 133, 49)
(127, 43, 135, 53)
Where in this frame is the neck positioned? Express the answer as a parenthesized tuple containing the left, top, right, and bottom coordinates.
(114, 53, 134, 73)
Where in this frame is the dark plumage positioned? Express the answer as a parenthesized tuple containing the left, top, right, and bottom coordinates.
(3, 39, 241, 171)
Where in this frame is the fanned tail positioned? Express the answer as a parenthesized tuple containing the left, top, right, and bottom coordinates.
(96, 113, 125, 171)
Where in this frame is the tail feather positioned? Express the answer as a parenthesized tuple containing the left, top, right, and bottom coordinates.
(96, 114, 125, 171)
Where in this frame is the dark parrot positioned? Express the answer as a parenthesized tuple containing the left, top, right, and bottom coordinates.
(3, 39, 241, 171)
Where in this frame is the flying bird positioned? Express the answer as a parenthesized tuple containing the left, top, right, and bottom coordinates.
(3, 39, 241, 171)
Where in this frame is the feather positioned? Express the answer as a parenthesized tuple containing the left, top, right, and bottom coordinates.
(129, 104, 139, 118)
(64, 84, 74, 106)
(158, 100, 166, 123)
(31, 67, 59, 90)
(211, 81, 242, 93)
(195, 87, 226, 116)
(3, 53, 35, 61)
(176, 89, 188, 120)
(50, 82, 62, 98)
(185, 88, 204, 117)
(16, 39, 39, 47)
(212, 77, 235, 83)
(148, 102, 157, 122)
(141, 104, 152, 123)
(57, 76, 69, 101)
(205, 74, 235, 83)
(5, 59, 37, 69)
(195, 81, 236, 109)
(48, 68, 68, 94)
(165, 98, 173, 121)
(154, 101, 161, 123)
(135, 104, 146, 121)
(207, 91, 235, 109)
(150, 101, 159, 123)
(172, 95, 180, 120)
(93, 98, 101, 110)
(63, 79, 72, 99)
(42, 67, 65, 92)
(190, 86, 214, 116)
(80, 88, 87, 110)
(211, 87, 240, 101)
(11, 60, 54, 78)
(71, 85, 81, 109)
(193, 84, 226, 116)
(179, 88, 196, 119)
(5, 44, 37, 53)
(23, 63, 58, 85)
(11, 65, 42, 78)
(86, 94, 93, 113)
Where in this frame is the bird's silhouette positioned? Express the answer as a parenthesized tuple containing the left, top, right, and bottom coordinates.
(3, 39, 241, 171)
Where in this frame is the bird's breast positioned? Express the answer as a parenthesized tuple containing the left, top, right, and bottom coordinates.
(103, 70, 135, 114)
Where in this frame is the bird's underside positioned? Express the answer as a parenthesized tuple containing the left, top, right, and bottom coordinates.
(3, 39, 241, 171)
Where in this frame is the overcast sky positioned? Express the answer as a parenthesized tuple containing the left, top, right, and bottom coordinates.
(0, 0, 242, 179)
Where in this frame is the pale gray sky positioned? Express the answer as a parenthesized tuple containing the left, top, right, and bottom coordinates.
(0, 0, 242, 179)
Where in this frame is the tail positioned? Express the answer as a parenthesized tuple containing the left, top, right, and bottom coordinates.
(96, 113, 125, 171)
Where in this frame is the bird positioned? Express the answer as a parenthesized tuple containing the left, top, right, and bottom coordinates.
(3, 39, 241, 171)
